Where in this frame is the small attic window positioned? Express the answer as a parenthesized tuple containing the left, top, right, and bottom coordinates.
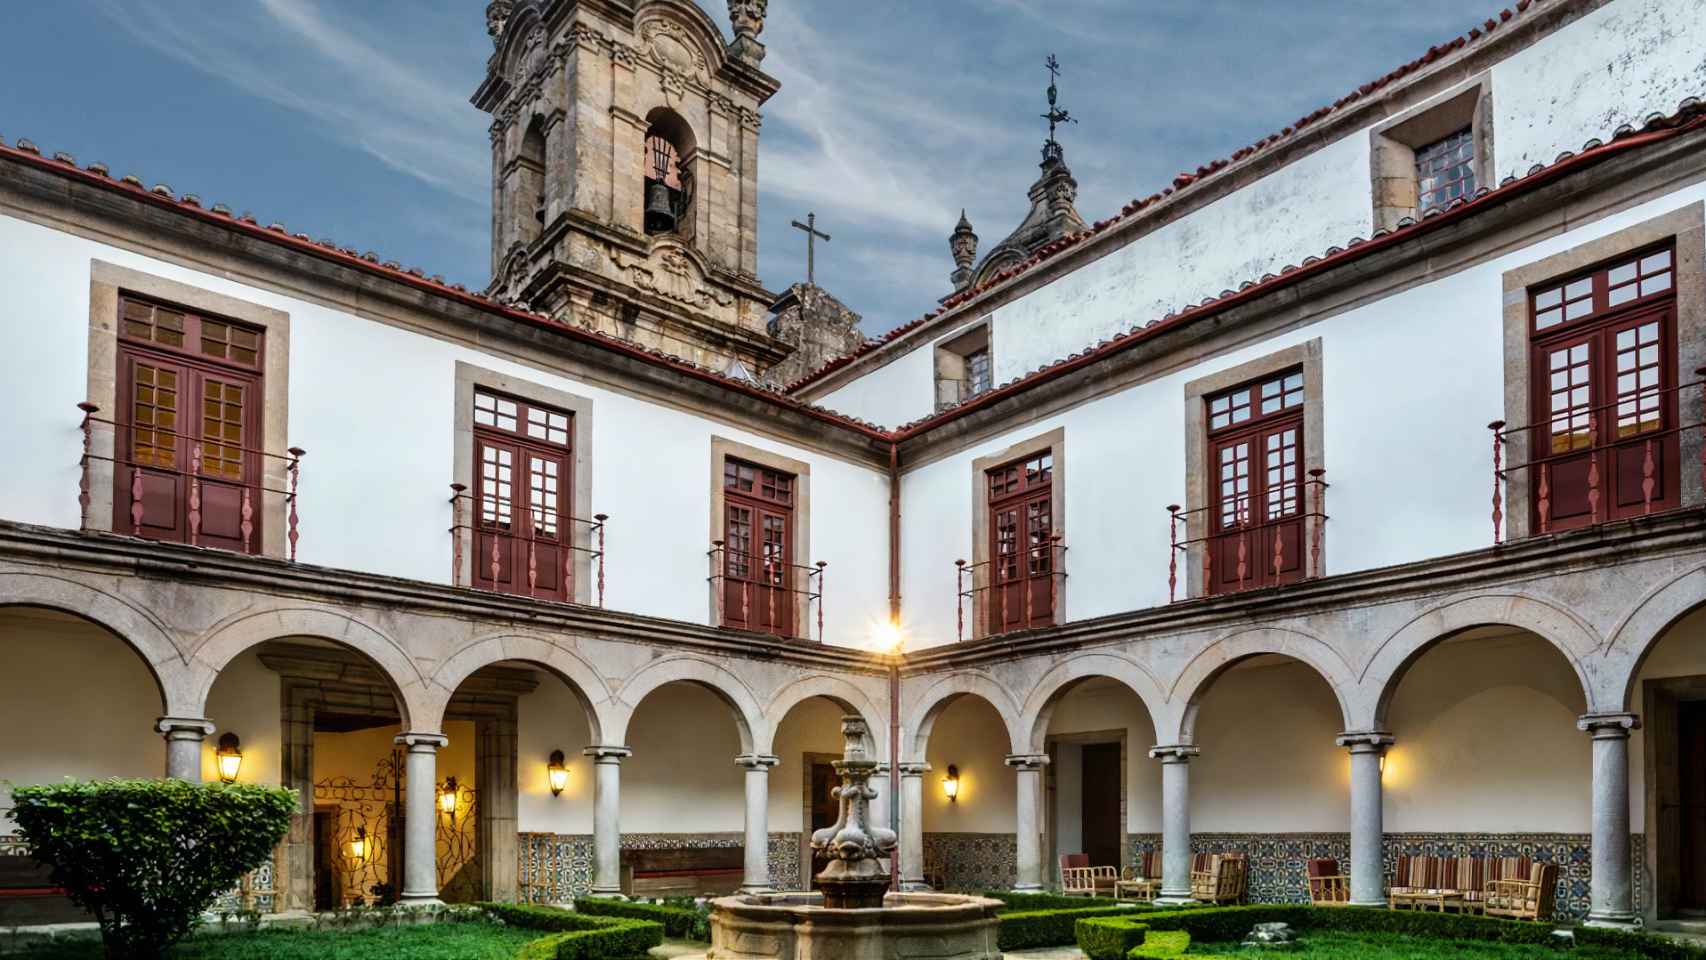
(1415, 127, 1475, 214)
(934, 321, 992, 411)
(1369, 78, 1491, 233)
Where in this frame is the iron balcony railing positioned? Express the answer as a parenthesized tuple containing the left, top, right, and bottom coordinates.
(1489, 371, 1706, 543)
(77, 402, 304, 558)
(954, 536, 1067, 642)
(1167, 469, 1328, 602)
(447, 485, 607, 607)
(706, 541, 826, 643)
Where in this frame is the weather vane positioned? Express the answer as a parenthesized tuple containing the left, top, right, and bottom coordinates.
(1041, 53, 1076, 162)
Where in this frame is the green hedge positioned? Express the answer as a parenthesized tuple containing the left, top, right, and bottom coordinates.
(982, 890, 1117, 912)
(574, 896, 710, 940)
(1075, 915, 1149, 960)
(479, 903, 663, 960)
(997, 905, 1137, 950)
(1127, 930, 1193, 958)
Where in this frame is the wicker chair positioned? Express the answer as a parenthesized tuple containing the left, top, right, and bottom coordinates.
(1305, 857, 1351, 906)
(1189, 852, 1247, 904)
(1115, 851, 1162, 902)
(1483, 861, 1558, 921)
(1059, 853, 1117, 897)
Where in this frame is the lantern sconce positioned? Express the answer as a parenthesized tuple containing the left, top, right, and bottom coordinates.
(215, 732, 244, 784)
(349, 826, 370, 862)
(547, 750, 569, 797)
(942, 764, 960, 803)
(439, 776, 459, 817)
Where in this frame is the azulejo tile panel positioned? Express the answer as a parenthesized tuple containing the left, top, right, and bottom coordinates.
(515, 832, 804, 902)
(923, 832, 1016, 891)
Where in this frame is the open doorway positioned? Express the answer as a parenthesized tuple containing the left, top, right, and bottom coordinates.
(1046, 730, 1127, 883)
(1644, 676, 1706, 919)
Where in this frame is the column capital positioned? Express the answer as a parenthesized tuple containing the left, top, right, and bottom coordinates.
(395, 732, 449, 751)
(584, 745, 633, 762)
(897, 761, 932, 777)
(1578, 713, 1641, 736)
(1149, 743, 1200, 762)
(1004, 753, 1049, 771)
(1336, 731, 1395, 751)
(156, 716, 216, 739)
(735, 753, 781, 770)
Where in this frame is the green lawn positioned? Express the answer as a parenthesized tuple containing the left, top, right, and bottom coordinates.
(14, 922, 541, 960)
(1191, 930, 1647, 958)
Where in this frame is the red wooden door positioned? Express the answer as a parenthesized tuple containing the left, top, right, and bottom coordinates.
(987, 452, 1054, 633)
(1205, 371, 1305, 595)
(471, 391, 573, 601)
(722, 461, 795, 636)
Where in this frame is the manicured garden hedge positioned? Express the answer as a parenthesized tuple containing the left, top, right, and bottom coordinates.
(996, 905, 1137, 950)
(573, 897, 710, 940)
(982, 890, 1118, 911)
(1075, 915, 1150, 960)
(478, 903, 663, 960)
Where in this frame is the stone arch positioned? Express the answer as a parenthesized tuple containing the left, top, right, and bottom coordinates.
(185, 606, 428, 730)
(759, 674, 888, 759)
(608, 655, 765, 754)
(1603, 562, 1706, 711)
(0, 571, 191, 715)
(1167, 626, 1356, 744)
(1018, 652, 1166, 753)
(901, 671, 1026, 761)
(1362, 592, 1600, 727)
(422, 633, 614, 741)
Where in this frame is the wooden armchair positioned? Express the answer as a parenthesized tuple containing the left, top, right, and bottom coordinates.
(1483, 862, 1558, 921)
(1114, 851, 1161, 903)
(1059, 853, 1117, 897)
(1305, 857, 1351, 906)
(1189, 852, 1247, 905)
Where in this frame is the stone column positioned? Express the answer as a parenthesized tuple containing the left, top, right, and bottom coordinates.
(1006, 754, 1049, 892)
(737, 753, 780, 892)
(478, 716, 520, 903)
(1150, 745, 1200, 904)
(396, 732, 449, 906)
(1579, 713, 1640, 927)
(898, 762, 930, 890)
(1337, 732, 1394, 906)
(585, 746, 631, 896)
(156, 717, 215, 781)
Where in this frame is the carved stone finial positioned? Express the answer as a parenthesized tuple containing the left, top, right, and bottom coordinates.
(727, 0, 767, 63)
(486, 1, 514, 44)
(950, 210, 978, 290)
(809, 716, 897, 908)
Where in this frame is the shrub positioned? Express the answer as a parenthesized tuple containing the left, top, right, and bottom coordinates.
(1075, 915, 1149, 959)
(997, 905, 1136, 950)
(983, 890, 1114, 912)
(1127, 929, 1192, 957)
(480, 902, 663, 960)
(575, 896, 710, 940)
(9, 778, 296, 960)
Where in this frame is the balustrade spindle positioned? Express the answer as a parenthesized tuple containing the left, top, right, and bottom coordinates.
(490, 530, 500, 584)
(767, 558, 777, 637)
(741, 576, 750, 629)
(1587, 414, 1601, 524)
(1024, 544, 1035, 629)
(287, 448, 305, 561)
(1236, 500, 1248, 587)
(77, 402, 98, 530)
(710, 539, 725, 623)
(1166, 505, 1180, 603)
(240, 488, 254, 553)
(449, 483, 467, 585)
(527, 537, 537, 591)
(130, 466, 144, 535)
(188, 443, 203, 547)
(955, 559, 966, 642)
(1643, 439, 1656, 514)
(1272, 517, 1283, 580)
(816, 560, 826, 644)
(1538, 463, 1551, 533)
(595, 514, 608, 608)
(1308, 469, 1326, 578)
(1049, 534, 1061, 618)
(1488, 421, 1505, 545)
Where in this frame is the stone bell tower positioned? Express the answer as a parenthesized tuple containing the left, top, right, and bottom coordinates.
(473, 0, 789, 375)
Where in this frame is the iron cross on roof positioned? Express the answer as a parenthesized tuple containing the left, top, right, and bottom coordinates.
(1041, 53, 1076, 162)
(790, 211, 831, 285)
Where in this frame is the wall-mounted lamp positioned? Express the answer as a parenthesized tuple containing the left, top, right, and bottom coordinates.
(215, 732, 244, 784)
(942, 764, 960, 802)
(349, 826, 370, 862)
(548, 750, 570, 797)
(1379, 754, 1388, 777)
(439, 776, 459, 816)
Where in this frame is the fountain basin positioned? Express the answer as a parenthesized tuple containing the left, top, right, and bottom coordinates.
(707, 891, 1003, 960)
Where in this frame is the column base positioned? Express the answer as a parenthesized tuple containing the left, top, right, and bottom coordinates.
(1010, 883, 1043, 893)
(1153, 895, 1199, 907)
(899, 881, 934, 892)
(739, 884, 773, 895)
(590, 885, 624, 898)
(1350, 899, 1388, 908)
(1583, 914, 1640, 930)
(397, 896, 445, 909)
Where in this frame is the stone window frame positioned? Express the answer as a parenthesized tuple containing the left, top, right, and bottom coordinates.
(969, 426, 1065, 640)
(85, 261, 293, 558)
(1182, 339, 1325, 599)
(1498, 202, 1706, 540)
(934, 319, 994, 411)
(708, 437, 814, 638)
(1369, 73, 1493, 234)
(453, 361, 596, 602)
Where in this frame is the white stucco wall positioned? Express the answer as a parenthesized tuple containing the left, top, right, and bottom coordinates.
(819, 0, 1706, 431)
(923, 695, 1016, 833)
(201, 649, 282, 786)
(1044, 681, 1162, 835)
(621, 682, 745, 834)
(517, 674, 596, 835)
(0, 214, 891, 646)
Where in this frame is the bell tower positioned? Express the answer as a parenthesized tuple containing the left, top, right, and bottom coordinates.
(473, 0, 788, 375)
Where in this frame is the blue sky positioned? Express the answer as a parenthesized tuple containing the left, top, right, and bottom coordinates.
(2, 0, 1500, 335)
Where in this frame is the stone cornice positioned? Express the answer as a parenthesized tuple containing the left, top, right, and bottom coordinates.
(0, 521, 890, 678)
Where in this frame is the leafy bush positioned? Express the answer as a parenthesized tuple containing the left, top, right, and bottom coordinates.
(1075, 915, 1149, 959)
(1127, 929, 1193, 957)
(9, 779, 296, 960)
(997, 905, 1137, 950)
(574, 896, 710, 940)
(983, 890, 1116, 911)
(479, 903, 663, 960)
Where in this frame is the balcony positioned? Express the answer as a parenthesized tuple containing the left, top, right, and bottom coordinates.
(707, 541, 825, 642)
(955, 536, 1066, 641)
(1167, 469, 1328, 601)
(448, 485, 607, 607)
(1490, 372, 1705, 542)
(77, 402, 304, 558)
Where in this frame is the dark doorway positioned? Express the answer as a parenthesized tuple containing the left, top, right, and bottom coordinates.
(1681, 701, 1706, 912)
(1081, 742, 1122, 869)
(808, 760, 839, 888)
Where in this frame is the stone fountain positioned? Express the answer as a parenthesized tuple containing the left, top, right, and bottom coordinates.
(706, 717, 1003, 960)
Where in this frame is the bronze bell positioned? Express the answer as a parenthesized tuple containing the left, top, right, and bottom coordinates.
(644, 180, 676, 234)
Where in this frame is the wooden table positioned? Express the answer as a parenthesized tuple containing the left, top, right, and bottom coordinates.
(1115, 878, 1159, 903)
(1389, 890, 1480, 913)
